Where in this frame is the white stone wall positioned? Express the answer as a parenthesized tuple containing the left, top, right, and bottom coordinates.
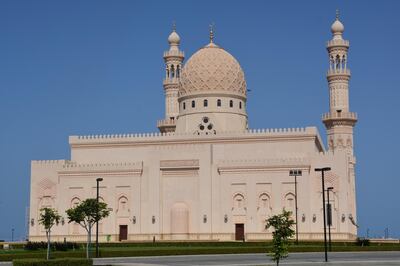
(29, 127, 357, 242)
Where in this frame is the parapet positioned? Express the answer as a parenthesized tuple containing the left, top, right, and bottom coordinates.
(69, 127, 319, 146)
(62, 161, 143, 171)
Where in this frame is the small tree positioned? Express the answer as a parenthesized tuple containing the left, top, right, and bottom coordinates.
(66, 198, 110, 258)
(266, 209, 295, 266)
(38, 207, 61, 260)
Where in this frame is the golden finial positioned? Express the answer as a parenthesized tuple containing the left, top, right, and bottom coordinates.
(172, 21, 176, 32)
(336, 9, 340, 20)
(209, 23, 214, 43)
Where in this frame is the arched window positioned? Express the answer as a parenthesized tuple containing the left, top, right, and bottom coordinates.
(229, 100, 233, 108)
(192, 100, 195, 108)
(176, 65, 180, 78)
(183, 102, 186, 110)
(335, 55, 340, 70)
(171, 65, 175, 78)
(217, 99, 221, 107)
(203, 99, 208, 107)
(239, 101, 242, 109)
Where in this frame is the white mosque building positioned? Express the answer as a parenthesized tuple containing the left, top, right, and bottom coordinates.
(29, 14, 358, 242)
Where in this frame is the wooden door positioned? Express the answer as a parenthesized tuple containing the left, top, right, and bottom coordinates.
(119, 225, 128, 241)
(235, 223, 244, 241)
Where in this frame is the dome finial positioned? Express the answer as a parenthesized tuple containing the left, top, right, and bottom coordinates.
(168, 22, 180, 46)
(331, 9, 344, 37)
(209, 23, 214, 43)
(172, 20, 176, 32)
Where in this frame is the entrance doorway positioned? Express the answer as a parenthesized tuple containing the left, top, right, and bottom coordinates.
(119, 225, 128, 241)
(235, 223, 245, 241)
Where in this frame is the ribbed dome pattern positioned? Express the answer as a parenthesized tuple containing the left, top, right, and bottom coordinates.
(179, 43, 247, 98)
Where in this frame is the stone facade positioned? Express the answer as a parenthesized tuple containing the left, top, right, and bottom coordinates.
(29, 15, 358, 242)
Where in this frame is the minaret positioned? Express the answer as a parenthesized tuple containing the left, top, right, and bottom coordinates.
(157, 23, 184, 133)
(323, 11, 357, 155)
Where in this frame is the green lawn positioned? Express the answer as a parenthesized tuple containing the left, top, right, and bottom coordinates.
(1, 241, 399, 261)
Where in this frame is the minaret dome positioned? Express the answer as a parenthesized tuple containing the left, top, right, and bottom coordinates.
(331, 10, 345, 38)
(168, 30, 180, 45)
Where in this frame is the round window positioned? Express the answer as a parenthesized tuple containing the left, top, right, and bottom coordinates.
(203, 117, 209, 124)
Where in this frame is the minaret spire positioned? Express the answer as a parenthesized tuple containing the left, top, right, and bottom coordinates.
(157, 24, 185, 133)
(172, 21, 176, 32)
(323, 12, 357, 155)
(209, 23, 214, 43)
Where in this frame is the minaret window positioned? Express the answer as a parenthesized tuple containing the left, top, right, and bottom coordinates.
(239, 101, 242, 109)
(192, 100, 195, 108)
(335, 55, 340, 69)
(171, 65, 175, 78)
(176, 65, 180, 78)
(204, 99, 208, 107)
(217, 99, 221, 107)
(229, 100, 233, 108)
(183, 102, 186, 110)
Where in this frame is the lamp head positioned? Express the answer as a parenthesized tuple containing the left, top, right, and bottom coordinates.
(289, 169, 302, 176)
(314, 167, 331, 172)
(96, 178, 103, 182)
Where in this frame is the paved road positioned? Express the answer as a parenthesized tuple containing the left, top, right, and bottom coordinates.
(93, 252, 400, 265)
(1, 252, 399, 265)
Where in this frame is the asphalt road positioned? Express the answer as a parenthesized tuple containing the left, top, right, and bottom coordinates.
(1, 252, 399, 265)
(93, 251, 400, 265)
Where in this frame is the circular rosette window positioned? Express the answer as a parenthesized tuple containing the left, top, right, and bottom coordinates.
(195, 117, 216, 135)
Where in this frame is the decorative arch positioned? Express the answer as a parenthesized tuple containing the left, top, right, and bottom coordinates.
(116, 195, 130, 217)
(69, 197, 81, 234)
(283, 192, 295, 214)
(232, 192, 246, 216)
(233, 193, 245, 209)
(258, 193, 271, 211)
(70, 197, 81, 207)
(257, 192, 272, 232)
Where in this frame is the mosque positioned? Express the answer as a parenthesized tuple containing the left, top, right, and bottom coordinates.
(29, 14, 358, 242)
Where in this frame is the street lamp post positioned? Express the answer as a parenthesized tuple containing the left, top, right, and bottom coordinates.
(96, 177, 103, 258)
(327, 187, 334, 251)
(11, 228, 14, 242)
(315, 167, 331, 263)
(289, 169, 302, 245)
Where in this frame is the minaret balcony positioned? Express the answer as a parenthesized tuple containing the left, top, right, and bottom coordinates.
(163, 77, 180, 86)
(322, 112, 357, 126)
(327, 68, 351, 78)
(326, 39, 349, 48)
(163, 50, 185, 58)
(157, 118, 176, 133)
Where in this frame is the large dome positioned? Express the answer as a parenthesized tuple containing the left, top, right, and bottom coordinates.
(179, 43, 247, 98)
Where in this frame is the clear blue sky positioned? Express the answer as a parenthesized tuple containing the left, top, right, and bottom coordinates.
(1, 0, 399, 240)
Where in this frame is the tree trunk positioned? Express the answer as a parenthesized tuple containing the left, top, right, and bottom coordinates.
(86, 225, 92, 259)
(276, 258, 279, 266)
(46, 230, 50, 260)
